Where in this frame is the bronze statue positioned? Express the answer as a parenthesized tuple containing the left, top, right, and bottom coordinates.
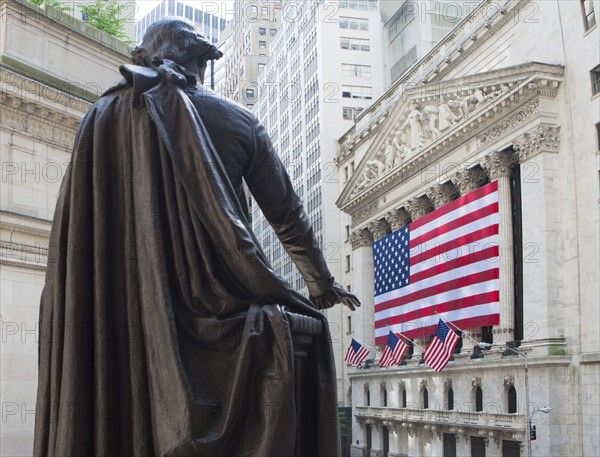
(34, 18, 359, 457)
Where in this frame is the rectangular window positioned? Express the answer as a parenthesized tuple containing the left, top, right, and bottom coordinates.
(341, 63, 371, 78)
(258, 27, 266, 35)
(262, 6, 269, 15)
(194, 10, 202, 23)
(270, 28, 277, 36)
(596, 122, 600, 151)
(342, 106, 363, 120)
(246, 88, 255, 99)
(259, 40, 266, 49)
(582, 0, 597, 31)
(342, 85, 372, 100)
(176, 2, 183, 16)
(591, 64, 600, 95)
(347, 316, 352, 334)
(339, 16, 369, 31)
(184, 5, 193, 19)
(258, 63, 265, 73)
(340, 37, 370, 51)
(345, 255, 351, 272)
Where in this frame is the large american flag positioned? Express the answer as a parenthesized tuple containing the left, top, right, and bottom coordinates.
(373, 181, 500, 346)
(378, 330, 409, 367)
(424, 319, 461, 371)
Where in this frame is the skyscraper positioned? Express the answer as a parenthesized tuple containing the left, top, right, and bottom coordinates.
(135, 0, 227, 44)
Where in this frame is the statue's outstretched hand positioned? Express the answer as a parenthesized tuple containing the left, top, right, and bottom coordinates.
(310, 282, 361, 311)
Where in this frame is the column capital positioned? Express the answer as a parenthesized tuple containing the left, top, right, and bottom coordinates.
(427, 182, 459, 209)
(514, 125, 561, 162)
(483, 150, 519, 180)
(406, 196, 433, 221)
(453, 167, 489, 195)
(386, 208, 411, 232)
(349, 228, 373, 249)
(368, 219, 391, 241)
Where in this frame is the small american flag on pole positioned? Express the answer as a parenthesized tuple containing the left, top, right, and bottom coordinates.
(344, 338, 370, 367)
(378, 330, 409, 367)
(424, 319, 461, 372)
(373, 181, 500, 345)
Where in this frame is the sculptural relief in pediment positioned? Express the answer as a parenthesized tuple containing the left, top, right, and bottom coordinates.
(351, 84, 511, 197)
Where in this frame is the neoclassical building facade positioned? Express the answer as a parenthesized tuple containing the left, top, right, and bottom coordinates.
(335, 1, 599, 456)
(0, 0, 130, 453)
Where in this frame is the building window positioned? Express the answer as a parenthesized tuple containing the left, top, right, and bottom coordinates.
(383, 388, 388, 407)
(343, 106, 364, 120)
(258, 27, 266, 35)
(341, 63, 371, 78)
(592, 64, 600, 95)
(340, 37, 370, 51)
(582, 0, 597, 31)
(339, 16, 369, 31)
(258, 63, 265, 73)
(270, 28, 277, 36)
(443, 433, 457, 457)
(507, 386, 517, 413)
(342, 85, 372, 100)
(259, 40, 266, 49)
(345, 254, 351, 272)
(246, 88, 255, 99)
(502, 440, 521, 457)
(365, 386, 370, 406)
(471, 436, 486, 457)
(447, 387, 454, 410)
(262, 6, 269, 15)
(246, 104, 254, 109)
(422, 388, 429, 409)
(475, 386, 483, 412)
(401, 388, 407, 408)
(347, 316, 352, 334)
(176, 2, 183, 16)
(596, 123, 600, 150)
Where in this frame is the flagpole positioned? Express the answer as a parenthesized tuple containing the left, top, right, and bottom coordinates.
(435, 313, 481, 347)
(385, 325, 426, 352)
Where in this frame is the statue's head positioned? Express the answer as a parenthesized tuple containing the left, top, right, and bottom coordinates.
(132, 17, 223, 81)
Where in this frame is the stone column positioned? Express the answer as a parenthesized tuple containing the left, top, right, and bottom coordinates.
(386, 208, 412, 232)
(514, 126, 562, 348)
(452, 167, 489, 346)
(368, 218, 391, 242)
(483, 151, 519, 343)
(349, 228, 375, 350)
(406, 196, 434, 357)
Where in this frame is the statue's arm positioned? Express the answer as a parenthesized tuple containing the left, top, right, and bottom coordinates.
(244, 118, 333, 298)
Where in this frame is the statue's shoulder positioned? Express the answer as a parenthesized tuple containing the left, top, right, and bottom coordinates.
(189, 87, 257, 127)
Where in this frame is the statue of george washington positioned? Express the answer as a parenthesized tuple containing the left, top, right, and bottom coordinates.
(34, 17, 359, 457)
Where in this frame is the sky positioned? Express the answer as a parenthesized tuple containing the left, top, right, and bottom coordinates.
(136, 0, 236, 19)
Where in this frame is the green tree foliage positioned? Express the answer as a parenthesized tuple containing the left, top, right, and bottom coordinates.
(78, 0, 132, 43)
(29, 0, 70, 12)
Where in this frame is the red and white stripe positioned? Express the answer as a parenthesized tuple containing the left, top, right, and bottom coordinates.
(344, 345, 369, 367)
(424, 329, 461, 372)
(375, 181, 500, 345)
(379, 340, 408, 367)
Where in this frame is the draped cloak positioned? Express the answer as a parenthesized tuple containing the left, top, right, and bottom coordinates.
(33, 62, 339, 457)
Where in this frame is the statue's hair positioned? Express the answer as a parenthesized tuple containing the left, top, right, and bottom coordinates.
(132, 17, 223, 67)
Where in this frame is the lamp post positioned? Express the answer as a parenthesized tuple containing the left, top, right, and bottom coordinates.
(478, 343, 551, 457)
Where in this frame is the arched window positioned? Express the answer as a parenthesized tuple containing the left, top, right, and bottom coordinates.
(366, 389, 370, 406)
(422, 388, 429, 409)
(507, 385, 517, 413)
(402, 388, 407, 408)
(447, 387, 454, 410)
(475, 386, 483, 412)
(383, 388, 388, 407)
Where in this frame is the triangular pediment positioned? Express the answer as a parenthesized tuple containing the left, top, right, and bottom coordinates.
(337, 62, 563, 213)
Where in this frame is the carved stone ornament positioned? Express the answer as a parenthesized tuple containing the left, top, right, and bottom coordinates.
(352, 201, 378, 225)
(363, 382, 370, 391)
(419, 379, 428, 390)
(407, 196, 434, 220)
(427, 182, 459, 209)
(483, 150, 519, 180)
(504, 375, 515, 388)
(471, 377, 482, 388)
(398, 380, 406, 390)
(386, 208, 411, 231)
(477, 99, 540, 147)
(444, 378, 453, 390)
(368, 219, 390, 241)
(453, 166, 489, 195)
(349, 228, 373, 250)
(514, 125, 561, 162)
(380, 381, 387, 392)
